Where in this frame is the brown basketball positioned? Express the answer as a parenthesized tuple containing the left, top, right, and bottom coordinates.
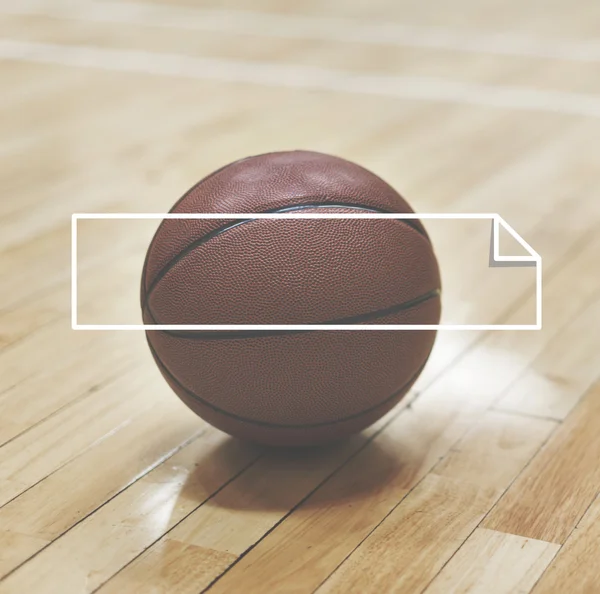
(141, 150, 441, 446)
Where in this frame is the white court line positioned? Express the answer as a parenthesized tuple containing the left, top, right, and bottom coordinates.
(2, 39, 600, 118)
(72, 212, 542, 331)
(3, 0, 600, 63)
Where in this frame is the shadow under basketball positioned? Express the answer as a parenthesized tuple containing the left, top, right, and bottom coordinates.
(179, 428, 411, 513)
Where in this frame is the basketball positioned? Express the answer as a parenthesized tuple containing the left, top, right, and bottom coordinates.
(140, 150, 441, 446)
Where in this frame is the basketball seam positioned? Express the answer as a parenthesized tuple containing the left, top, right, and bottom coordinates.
(147, 337, 430, 429)
(273, 202, 427, 237)
(143, 288, 441, 340)
(140, 154, 259, 306)
(143, 202, 430, 308)
(141, 149, 430, 303)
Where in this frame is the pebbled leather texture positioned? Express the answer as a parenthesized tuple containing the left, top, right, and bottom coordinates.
(141, 150, 442, 446)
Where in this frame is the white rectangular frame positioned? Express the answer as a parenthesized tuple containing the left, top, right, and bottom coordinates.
(71, 212, 542, 331)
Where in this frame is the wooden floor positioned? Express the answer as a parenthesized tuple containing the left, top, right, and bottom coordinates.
(2, 0, 600, 592)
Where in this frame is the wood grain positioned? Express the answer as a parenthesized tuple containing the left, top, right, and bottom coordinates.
(424, 529, 559, 594)
(312, 412, 554, 594)
(484, 379, 600, 543)
(202, 409, 555, 594)
(0, 399, 202, 576)
(495, 285, 600, 420)
(0, 431, 260, 593)
(532, 494, 600, 594)
(96, 423, 389, 594)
